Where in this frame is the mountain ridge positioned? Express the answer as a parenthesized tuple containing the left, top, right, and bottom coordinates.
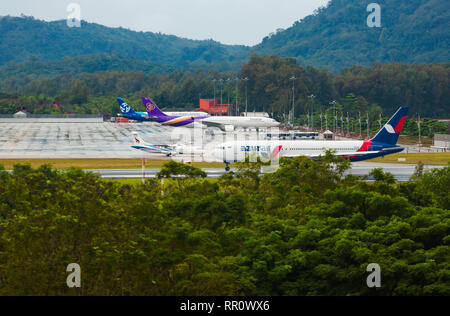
(0, 0, 448, 73)
(0, 15, 249, 72)
(256, 0, 449, 71)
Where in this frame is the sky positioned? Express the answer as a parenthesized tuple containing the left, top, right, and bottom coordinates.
(0, 0, 330, 46)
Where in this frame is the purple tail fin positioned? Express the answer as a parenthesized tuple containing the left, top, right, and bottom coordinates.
(142, 97, 167, 117)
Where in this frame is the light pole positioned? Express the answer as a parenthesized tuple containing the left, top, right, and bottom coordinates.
(212, 79, 217, 116)
(226, 78, 231, 116)
(330, 100, 337, 134)
(219, 79, 224, 110)
(235, 77, 239, 116)
(308, 94, 316, 131)
(347, 113, 350, 136)
(359, 112, 362, 139)
(320, 112, 323, 131)
(290, 76, 297, 128)
(366, 113, 370, 140)
(243, 77, 249, 116)
(418, 114, 422, 147)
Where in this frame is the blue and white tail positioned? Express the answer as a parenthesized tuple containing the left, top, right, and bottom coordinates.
(142, 97, 167, 117)
(372, 107, 409, 145)
(131, 132, 146, 146)
(117, 97, 138, 115)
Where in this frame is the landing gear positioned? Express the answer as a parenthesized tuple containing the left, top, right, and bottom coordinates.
(225, 163, 231, 172)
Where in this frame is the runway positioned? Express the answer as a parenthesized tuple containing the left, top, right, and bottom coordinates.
(90, 163, 445, 182)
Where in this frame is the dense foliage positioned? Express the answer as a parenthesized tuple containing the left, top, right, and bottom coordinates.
(257, 0, 450, 71)
(1, 54, 448, 128)
(0, 159, 448, 296)
(2, 0, 449, 73)
(0, 16, 248, 72)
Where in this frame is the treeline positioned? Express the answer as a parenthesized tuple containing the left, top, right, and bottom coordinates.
(0, 158, 449, 295)
(0, 55, 449, 120)
(0, 54, 176, 81)
(241, 55, 450, 119)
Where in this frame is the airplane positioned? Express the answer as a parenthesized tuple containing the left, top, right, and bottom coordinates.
(131, 132, 176, 156)
(142, 97, 210, 127)
(213, 107, 409, 171)
(142, 97, 280, 131)
(131, 132, 204, 157)
(117, 97, 208, 122)
(117, 98, 153, 122)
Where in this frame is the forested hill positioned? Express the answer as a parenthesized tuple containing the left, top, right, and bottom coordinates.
(2, 0, 449, 74)
(256, 0, 450, 71)
(0, 16, 249, 72)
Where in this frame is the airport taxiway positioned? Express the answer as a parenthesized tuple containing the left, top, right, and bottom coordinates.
(89, 163, 445, 182)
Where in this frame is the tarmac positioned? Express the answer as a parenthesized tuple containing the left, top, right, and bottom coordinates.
(0, 121, 446, 182)
(89, 163, 445, 182)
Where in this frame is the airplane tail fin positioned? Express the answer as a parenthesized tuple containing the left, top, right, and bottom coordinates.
(142, 97, 167, 117)
(131, 132, 146, 146)
(371, 107, 409, 145)
(117, 97, 138, 115)
(270, 145, 283, 160)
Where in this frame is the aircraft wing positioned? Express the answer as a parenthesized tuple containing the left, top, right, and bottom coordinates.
(282, 151, 381, 159)
(200, 120, 225, 129)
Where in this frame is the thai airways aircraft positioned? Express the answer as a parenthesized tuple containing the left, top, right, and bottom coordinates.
(117, 98, 154, 122)
(142, 97, 280, 131)
(213, 107, 409, 171)
(117, 98, 208, 121)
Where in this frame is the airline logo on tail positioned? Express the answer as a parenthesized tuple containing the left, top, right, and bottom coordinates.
(145, 102, 156, 112)
(385, 116, 406, 134)
(120, 101, 131, 114)
(142, 97, 166, 117)
(385, 124, 396, 134)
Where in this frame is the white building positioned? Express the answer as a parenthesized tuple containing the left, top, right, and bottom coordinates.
(434, 134, 450, 150)
(13, 111, 28, 118)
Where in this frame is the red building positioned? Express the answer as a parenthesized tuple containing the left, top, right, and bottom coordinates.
(198, 99, 230, 115)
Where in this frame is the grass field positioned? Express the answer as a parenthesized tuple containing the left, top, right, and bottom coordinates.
(0, 159, 226, 170)
(1, 153, 448, 171)
(398, 136, 433, 146)
(371, 153, 450, 165)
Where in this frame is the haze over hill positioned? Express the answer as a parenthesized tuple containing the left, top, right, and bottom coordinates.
(257, 0, 449, 71)
(0, 16, 249, 72)
(0, 0, 448, 74)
